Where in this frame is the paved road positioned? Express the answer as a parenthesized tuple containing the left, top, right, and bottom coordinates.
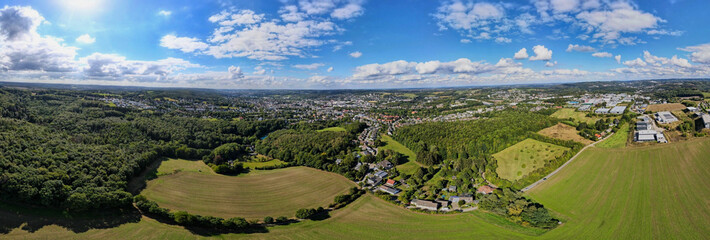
(520, 132, 614, 192)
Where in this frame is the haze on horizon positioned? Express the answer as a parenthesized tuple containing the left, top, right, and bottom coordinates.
(0, 0, 709, 89)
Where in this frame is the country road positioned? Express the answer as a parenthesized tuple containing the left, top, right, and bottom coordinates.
(520, 132, 614, 192)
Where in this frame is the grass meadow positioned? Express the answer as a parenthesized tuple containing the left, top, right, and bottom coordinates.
(493, 139, 570, 181)
(379, 134, 422, 175)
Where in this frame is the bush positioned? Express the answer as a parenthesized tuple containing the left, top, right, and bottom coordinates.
(276, 216, 289, 223)
(296, 208, 317, 219)
(263, 216, 274, 224)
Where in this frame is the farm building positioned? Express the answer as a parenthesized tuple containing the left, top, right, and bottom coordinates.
(366, 177, 382, 186)
(702, 114, 710, 129)
(374, 171, 388, 179)
(687, 107, 700, 113)
(655, 111, 678, 123)
(378, 185, 401, 195)
(610, 106, 626, 114)
(411, 199, 439, 211)
(636, 122, 650, 131)
(477, 185, 496, 194)
(595, 108, 610, 114)
(635, 130, 658, 142)
(450, 196, 474, 205)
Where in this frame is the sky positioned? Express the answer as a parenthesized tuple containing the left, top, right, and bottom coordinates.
(0, 0, 709, 89)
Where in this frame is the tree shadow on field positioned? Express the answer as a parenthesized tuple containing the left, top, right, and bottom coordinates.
(142, 211, 269, 236)
(0, 203, 141, 234)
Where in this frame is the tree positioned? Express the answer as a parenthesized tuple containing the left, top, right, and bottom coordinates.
(296, 208, 317, 219)
(263, 216, 274, 224)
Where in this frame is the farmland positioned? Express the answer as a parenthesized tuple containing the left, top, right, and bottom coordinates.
(493, 139, 570, 181)
(596, 123, 629, 148)
(527, 138, 710, 239)
(141, 164, 355, 219)
(646, 103, 686, 112)
(379, 134, 421, 175)
(550, 108, 598, 124)
(538, 123, 593, 145)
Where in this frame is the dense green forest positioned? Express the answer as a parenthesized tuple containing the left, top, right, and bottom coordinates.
(0, 88, 285, 211)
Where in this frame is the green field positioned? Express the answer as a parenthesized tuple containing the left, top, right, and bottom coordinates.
(550, 108, 598, 124)
(493, 139, 570, 181)
(527, 138, 710, 239)
(316, 127, 347, 132)
(596, 123, 629, 148)
(141, 164, 355, 219)
(156, 159, 215, 176)
(243, 159, 288, 169)
(379, 134, 422, 175)
(4, 139, 710, 239)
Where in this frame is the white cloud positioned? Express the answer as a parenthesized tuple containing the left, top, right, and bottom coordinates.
(279, 5, 307, 22)
(647, 29, 683, 36)
(158, 10, 172, 17)
(327, 66, 334, 72)
(545, 61, 558, 67)
(615, 55, 621, 64)
(349, 51, 362, 58)
(495, 37, 512, 44)
(81, 53, 201, 78)
(623, 58, 647, 67)
(228, 65, 244, 79)
(460, 39, 471, 44)
(0, 6, 78, 72)
(293, 63, 325, 70)
(209, 10, 264, 26)
(160, 34, 208, 53)
(75, 34, 95, 44)
(529, 45, 552, 61)
(514, 48, 529, 60)
(299, 0, 338, 15)
(679, 43, 710, 64)
(592, 52, 612, 58)
(566, 44, 595, 52)
(331, 3, 364, 20)
(575, 2, 661, 44)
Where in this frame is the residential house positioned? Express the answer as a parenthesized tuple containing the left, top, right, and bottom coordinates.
(376, 160, 394, 170)
(366, 177, 382, 186)
(702, 114, 710, 129)
(374, 171, 388, 179)
(385, 179, 397, 187)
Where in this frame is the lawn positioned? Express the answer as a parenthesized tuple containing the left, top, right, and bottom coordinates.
(550, 108, 599, 125)
(493, 139, 570, 181)
(156, 158, 214, 176)
(537, 123, 593, 145)
(527, 138, 710, 239)
(379, 134, 423, 175)
(141, 165, 355, 220)
(646, 103, 686, 112)
(316, 127, 347, 132)
(596, 123, 629, 148)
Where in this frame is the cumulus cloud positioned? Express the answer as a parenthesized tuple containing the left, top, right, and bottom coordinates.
(592, 52, 612, 58)
(0, 6, 78, 72)
(160, 34, 209, 53)
(75, 34, 95, 44)
(495, 37, 512, 44)
(566, 44, 595, 52)
(208, 9, 264, 26)
(228, 65, 244, 79)
(514, 48, 529, 60)
(529, 45, 552, 61)
(460, 39, 471, 44)
(293, 63, 325, 70)
(433, 1, 514, 43)
(615, 54, 621, 64)
(349, 51, 362, 58)
(81, 53, 201, 78)
(679, 43, 710, 64)
(545, 61, 558, 67)
(327, 66, 334, 72)
(279, 5, 307, 22)
(331, 3, 364, 19)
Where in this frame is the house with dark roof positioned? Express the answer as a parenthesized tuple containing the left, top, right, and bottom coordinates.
(376, 160, 394, 170)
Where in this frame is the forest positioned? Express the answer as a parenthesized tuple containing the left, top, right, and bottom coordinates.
(0, 88, 285, 211)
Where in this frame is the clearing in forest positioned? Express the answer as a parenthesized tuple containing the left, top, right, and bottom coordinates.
(141, 162, 355, 219)
(538, 123, 593, 145)
(317, 127, 347, 132)
(493, 139, 570, 181)
(379, 134, 422, 175)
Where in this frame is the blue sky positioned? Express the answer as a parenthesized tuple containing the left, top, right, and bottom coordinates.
(1, 0, 709, 89)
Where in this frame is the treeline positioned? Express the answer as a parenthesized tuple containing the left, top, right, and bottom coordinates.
(479, 188, 558, 229)
(0, 88, 285, 211)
